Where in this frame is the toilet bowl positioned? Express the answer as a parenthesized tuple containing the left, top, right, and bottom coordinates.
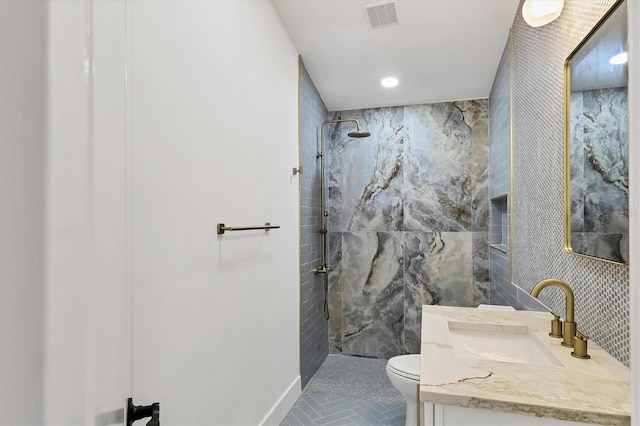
(386, 354, 422, 426)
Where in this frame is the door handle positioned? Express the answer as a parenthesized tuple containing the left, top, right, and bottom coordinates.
(127, 398, 160, 426)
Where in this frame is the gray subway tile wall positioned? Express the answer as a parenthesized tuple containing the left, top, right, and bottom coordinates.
(299, 59, 329, 387)
(489, 37, 512, 201)
(489, 36, 512, 307)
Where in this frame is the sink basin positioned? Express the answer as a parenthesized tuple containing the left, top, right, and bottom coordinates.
(448, 321, 564, 367)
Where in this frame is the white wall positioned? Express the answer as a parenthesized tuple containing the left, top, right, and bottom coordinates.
(0, 2, 47, 424)
(128, 1, 301, 424)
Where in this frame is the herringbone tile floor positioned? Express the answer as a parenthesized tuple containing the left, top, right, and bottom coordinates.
(281, 355, 406, 426)
(281, 393, 405, 426)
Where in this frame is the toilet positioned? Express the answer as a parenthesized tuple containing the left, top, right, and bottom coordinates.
(386, 354, 422, 426)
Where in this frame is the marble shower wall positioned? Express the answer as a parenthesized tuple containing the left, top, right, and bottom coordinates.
(569, 87, 628, 263)
(326, 101, 489, 357)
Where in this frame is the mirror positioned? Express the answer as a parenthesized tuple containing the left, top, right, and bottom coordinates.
(565, 0, 628, 265)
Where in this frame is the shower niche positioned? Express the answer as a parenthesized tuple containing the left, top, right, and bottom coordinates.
(490, 195, 509, 253)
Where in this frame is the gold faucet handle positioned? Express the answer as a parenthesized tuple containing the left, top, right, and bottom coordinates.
(549, 313, 563, 338)
(571, 330, 591, 359)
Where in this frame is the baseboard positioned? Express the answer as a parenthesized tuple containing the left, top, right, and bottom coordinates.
(260, 375, 301, 426)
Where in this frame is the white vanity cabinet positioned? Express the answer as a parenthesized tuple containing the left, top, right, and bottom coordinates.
(422, 403, 591, 426)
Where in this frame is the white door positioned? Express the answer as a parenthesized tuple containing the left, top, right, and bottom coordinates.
(128, 1, 300, 425)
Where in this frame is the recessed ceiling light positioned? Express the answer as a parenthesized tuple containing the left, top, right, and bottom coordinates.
(609, 52, 628, 65)
(522, 0, 564, 27)
(380, 77, 399, 88)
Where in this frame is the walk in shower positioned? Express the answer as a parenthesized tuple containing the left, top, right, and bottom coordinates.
(315, 118, 371, 319)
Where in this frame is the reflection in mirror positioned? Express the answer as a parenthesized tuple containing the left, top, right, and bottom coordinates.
(565, 0, 628, 264)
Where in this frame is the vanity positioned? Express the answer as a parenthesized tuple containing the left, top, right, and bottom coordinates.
(419, 306, 631, 426)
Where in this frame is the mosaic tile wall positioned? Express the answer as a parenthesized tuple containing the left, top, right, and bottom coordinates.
(489, 38, 513, 307)
(299, 59, 329, 387)
(489, 38, 512, 201)
(326, 101, 489, 358)
(510, 0, 629, 365)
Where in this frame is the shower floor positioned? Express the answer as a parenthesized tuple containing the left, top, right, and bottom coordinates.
(281, 354, 406, 426)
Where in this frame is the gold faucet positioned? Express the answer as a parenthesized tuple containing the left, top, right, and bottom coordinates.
(572, 330, 591, 359)
(530, 279, 576, 348)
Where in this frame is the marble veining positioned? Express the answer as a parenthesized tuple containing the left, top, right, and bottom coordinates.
(404, 232, 473, 353)
(340, 232, 404, 358)
(327, 100, 488, 357)
(327, 108, 405, 232)
(472, 233, 490, 306)
(327, 231, 343, 353)
(420, 306, 630, 426)
(403, 103, 472, 232)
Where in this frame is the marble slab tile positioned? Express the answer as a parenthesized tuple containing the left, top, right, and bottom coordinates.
(339, 232, 404, 358)
(464, 100, 490, 233)
(327, 108, 405, 232)
(403, 102, 477, 232)
(327, 232, 343, 353)
(472, 232, 490, 307)
(404, 232, 474, 353)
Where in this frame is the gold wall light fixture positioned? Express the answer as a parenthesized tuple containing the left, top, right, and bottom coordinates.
(522, 0, 564, 27)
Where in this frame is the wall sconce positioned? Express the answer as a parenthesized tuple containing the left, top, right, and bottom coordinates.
(522, 0, 564, 27)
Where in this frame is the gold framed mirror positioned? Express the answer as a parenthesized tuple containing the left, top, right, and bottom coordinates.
(564, 0, 628, 265)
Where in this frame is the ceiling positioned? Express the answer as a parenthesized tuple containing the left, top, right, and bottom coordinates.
(271, 0, 520, 112)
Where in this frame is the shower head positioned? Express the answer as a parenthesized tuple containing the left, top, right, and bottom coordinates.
(322, 118, 371, 139)
(347, 121, 371, 138)
(348, 130, 371, 138)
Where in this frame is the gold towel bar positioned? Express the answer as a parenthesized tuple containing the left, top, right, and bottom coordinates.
(216, 222, 280, 235)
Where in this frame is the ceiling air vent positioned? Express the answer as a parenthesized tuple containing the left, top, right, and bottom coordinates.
(362, 0, 399, 30)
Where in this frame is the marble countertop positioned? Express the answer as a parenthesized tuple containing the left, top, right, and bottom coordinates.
(419, 306, 631, 425)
